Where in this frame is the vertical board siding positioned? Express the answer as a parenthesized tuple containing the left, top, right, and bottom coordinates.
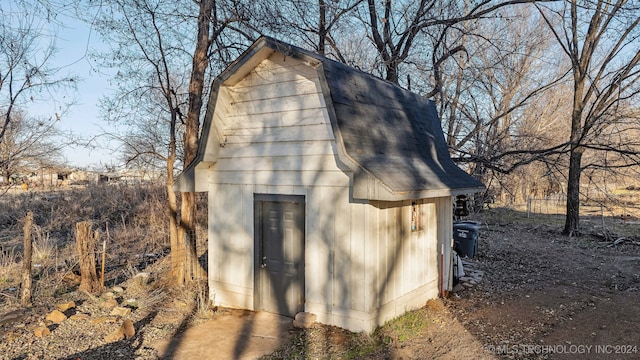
(207, 51, 446, 331)
(350, 201, 366, 312)
(425, 201, 438, 284)
(215, 184, 251, 288)
(436, 197, 453, 290)
(209, 187, 220, 283)
(305, 186, 330, 305)
(367, 199, 440, 316)
(332, 185, 351, 310)
(209, 183, 254, 309)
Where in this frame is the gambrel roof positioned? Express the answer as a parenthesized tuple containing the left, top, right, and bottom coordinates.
(175, 37, 484, 200)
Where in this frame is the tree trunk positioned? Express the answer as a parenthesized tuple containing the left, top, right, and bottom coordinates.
(168, 187, 183, 284)
(179, 0, 214, 283)
(167, 124, 184, 285)
(179, 193, 199, 281)
(318, 0, 327, 54)
(21, 211, 33, 307)
(385, 62, 399, 84)
(563, 149, 583, 235)
(75, 221, 101, 294)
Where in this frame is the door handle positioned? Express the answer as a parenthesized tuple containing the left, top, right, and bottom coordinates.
(261, 256, 267, 268)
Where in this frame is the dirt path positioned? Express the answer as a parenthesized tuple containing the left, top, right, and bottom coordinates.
(153, 309, 293, 360)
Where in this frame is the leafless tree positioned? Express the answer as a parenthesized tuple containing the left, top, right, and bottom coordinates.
(357, 0, 557, 85)
(250, 0, 363, 60)
(181, 0, 249, 283)
(536, 0, 640, 235)
(90, 0, 188, 283)
(0, 1, 76, 148)
(89, 0, 249, 284)
(0, 110, 66, 184)
(439, 9, 568, 178)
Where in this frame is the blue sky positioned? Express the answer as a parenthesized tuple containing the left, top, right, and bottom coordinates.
(31, 15, 116, 169)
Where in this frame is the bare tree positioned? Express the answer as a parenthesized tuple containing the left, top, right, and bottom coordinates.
(173, 0, 249, 283)
(536, 0, 640, 235)
(91, 0, 187, 284)
(437, 9, 568, 181)
(90, 0, 248, 284)
(359, 0, 556, 85)
(250, 0, 363, 59)
(0, 1, 76, 147)
(0, 110, 66, 184)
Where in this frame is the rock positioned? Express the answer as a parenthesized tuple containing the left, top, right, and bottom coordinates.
(34, 326, 51, 338)
(122, 319, 135, 338)
(104, 327, 124, 343)
(69, 313, 90, 321)
(45, 310, 67, 324)
(452, 283, 466, 293)
(91, 316, 118, 325)
(56, 301, 76, 312)
(112, 286, 125, 293)
(104, 319, 135, 343)
(5, 331, 19, 342)
(125, 298, 138, 306)
(104, 292, 115, 298)
(110, 306, 132, 317)
(293, 312, 317, 329)
(101, 298, 118, 309)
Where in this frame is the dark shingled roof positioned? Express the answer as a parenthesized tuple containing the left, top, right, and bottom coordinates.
(176, 37, 484, 199)
(320, 57, 483, 194)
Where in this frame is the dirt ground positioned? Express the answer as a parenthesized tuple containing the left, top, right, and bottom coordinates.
(2, 207, 640, 359)
(440, 209, 640, 360)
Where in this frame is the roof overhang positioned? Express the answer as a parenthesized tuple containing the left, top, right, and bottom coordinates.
(352, 170, 484, 201)
(172, 162, 214, 192)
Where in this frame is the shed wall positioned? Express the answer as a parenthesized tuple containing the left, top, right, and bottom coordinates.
(206, 53, 447, 332)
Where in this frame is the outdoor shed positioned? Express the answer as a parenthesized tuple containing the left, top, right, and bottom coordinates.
(175, 37, 484, 332)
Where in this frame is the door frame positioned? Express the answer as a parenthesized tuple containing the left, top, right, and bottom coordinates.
(253, 193, 306, 316)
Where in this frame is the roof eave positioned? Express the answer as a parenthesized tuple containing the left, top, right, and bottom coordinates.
(352, 171, 485, 201)
(172, 161, 214, 192)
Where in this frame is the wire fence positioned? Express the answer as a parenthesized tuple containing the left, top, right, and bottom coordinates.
(500, 194, 640, 236)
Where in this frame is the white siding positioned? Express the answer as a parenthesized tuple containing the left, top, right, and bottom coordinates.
(208, 53, 352, 314)
(206, 53, 446, 332)
(363, 199, 440, 329)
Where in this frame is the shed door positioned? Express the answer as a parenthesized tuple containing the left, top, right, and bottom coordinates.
(254, 195, 305, 317)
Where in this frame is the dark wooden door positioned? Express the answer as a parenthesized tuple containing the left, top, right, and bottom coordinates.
(255, 195, 305, 317)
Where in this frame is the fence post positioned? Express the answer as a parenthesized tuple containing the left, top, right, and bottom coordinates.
(527, 197, 531, 218)
(21, 211, 33, 307)
(76, 221, 102, 294)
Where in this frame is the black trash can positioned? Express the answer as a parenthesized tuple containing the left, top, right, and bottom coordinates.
(453, 221, 480, 258)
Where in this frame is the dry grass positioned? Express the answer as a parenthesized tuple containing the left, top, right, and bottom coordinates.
(0, 183, 202, 307)
(0, 247, 19, 286)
